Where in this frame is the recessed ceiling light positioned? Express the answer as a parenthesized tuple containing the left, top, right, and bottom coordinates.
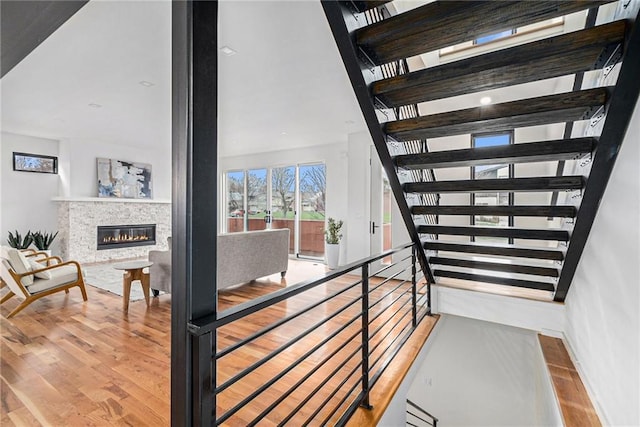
(88, 103, 102, 108)
(139, 80, 155, 87)
(345, 120, 355, 124)
(220, 46, 237, 56)
(280, 131, 287, 135)
(480, 96, 492, 105)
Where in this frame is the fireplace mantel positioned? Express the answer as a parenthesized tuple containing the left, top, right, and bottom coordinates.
(52, 197, 171, 204)
(55, 199, 170, 263)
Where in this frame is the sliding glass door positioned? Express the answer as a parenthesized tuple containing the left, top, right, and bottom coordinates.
(271, 166, 296, 254)
(298, 163, 326, 258)
(224, 163, 326, 259)
(247, 169, 268, 231)
(226, 170, 245, 233)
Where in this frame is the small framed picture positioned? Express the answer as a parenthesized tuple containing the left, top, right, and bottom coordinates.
(13, 152, 58, 174)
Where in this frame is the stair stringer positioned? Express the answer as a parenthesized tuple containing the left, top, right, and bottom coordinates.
(322, 1, 435, 283)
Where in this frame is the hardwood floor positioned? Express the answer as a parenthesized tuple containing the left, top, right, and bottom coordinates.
(1, 286, 171, 426)
(1, 259, 435, 426)
(538, 335, 602, 427)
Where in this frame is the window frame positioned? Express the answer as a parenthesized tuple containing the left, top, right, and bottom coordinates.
(470, 131, 515, 244)
(12, 152, 58, 174)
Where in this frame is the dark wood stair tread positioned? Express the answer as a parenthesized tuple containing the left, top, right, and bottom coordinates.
(423, 239, 564, 261)
(411, 205, 577, 218)
(373, 21, 625, 106)
(418, 225, 569, 241)
(384, 87, 610, 141)
(404, 176, 585, 193)
(395, 138, 595, 169)
(355, 0, 613, 65)
(434, 269, 556, 292)
(429, 256, 559, 277)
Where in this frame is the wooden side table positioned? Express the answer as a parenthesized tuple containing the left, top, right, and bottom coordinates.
(113, 260, 153, 312)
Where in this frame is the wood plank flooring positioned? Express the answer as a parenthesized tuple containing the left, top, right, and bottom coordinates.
(1, 286, 171, 426)
(1, 260, 436, 426)
(214, 272, 434, 425)
(538, 335, 602, 426)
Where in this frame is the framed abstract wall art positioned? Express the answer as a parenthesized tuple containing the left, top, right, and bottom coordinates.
(97, 157, 152, 199)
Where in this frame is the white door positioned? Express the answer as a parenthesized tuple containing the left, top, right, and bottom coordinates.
(369, 147, 393, 275)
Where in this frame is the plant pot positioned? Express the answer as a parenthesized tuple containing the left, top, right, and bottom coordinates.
(325, 243, 340, 270)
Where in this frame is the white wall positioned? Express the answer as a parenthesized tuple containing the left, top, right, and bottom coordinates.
(563, 100, 640, 426)
(407, 315, 562, 426)
(59, 138, 171, 200)
(433, 285, 565, 335)
(1, 132, 61, 252)
(1, 132, 172, 255)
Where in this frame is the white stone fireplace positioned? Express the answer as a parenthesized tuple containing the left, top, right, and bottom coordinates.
(55, 198, 171, 263)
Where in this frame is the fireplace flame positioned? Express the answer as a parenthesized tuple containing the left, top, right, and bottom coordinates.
(102, 234, 151, 243)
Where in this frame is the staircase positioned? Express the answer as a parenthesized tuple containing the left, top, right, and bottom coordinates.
(323, 0, 640, 302)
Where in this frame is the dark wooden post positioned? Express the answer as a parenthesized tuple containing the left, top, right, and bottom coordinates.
(411, 245, 417, 327)
(171, 1, 219, 425)
(360, 264, 372, 410)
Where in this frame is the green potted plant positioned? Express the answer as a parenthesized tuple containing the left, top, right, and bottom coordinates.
(7, 230, 33, 249)
(32, 231, 58, 255)
(324, 217, 343, 269)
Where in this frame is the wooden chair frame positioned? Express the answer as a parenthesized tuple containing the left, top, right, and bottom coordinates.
(1, 256, 88, 318)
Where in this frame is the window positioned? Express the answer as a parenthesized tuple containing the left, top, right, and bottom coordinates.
(299, 164, 326, 257)
(471, 132, 514, 243)
(13, 152, 58, 174)
(474, 29, 515, 45)
(223, 163, 326, 259)
(247, 169, 268, 231)
(226, 170, 245, 232)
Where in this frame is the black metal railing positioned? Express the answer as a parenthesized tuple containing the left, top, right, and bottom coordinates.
(407, 399, 438, 427)
(188, 243, 432, 425)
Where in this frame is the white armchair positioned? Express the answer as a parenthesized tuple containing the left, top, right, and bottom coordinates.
(1, 248, 88, 318)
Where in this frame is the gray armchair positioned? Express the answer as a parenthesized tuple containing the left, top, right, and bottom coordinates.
(149, 237, 171, 295)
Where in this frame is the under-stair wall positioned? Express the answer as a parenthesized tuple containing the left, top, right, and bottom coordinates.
(563, 99, 640, 426)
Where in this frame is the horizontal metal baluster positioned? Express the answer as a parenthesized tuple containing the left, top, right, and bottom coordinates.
(369, 296, 413, 347)
(220, 312, 362, 425)
(217, 279, 362, 358)
(369, 287, 412, 329)
(301, 360, 363, 426)
(278, 347, 363, 426)
(247, 328, 362, 424)
(318, 371, 367, 426)
(215, 295, 363, 394)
